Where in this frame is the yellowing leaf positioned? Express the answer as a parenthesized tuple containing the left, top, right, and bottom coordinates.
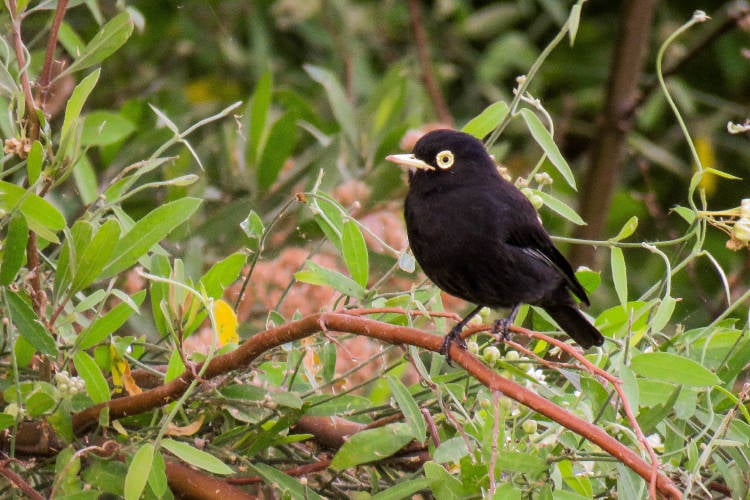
(110, 344, 142, 395)
(693, 135, 717, 195)
(213, 299, 238, 346)
(165, 415, 205, 436)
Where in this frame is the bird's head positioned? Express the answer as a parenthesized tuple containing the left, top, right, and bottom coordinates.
(386, 129, 497, 187)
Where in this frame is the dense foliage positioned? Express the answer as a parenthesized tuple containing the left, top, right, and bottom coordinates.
(1, 1, 749, 498)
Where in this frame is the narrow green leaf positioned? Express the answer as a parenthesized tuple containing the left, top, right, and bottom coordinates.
(312, 196, 345, 250)
(72, 154, 99, 205)
(249, 463, 324, 500)
(424, 462, 464, 498)
(240, 210, 265, 240)
(161, 439, 233, 475)
(61, 69, 101, 144)
(703, 167, 742, 180)
(199, 252, 245, 299)
(257, 112, 297, 190)
(371, 479, 433, 500)
(124, 443, 154, 500)
(611, 216, 638, 242)
(341, 220, 369, 288)
(0, 213, 28, 285)
(650, 296, 677, 333)
(620, 365, 639, 411)
(57, 21, 86, 57)
(248, 71, 273, 165)
(148, 450, 168, 497)
(62, 12, 134, 76)
(558, 459, 592, 496)
(567, 0, 585, 45)
(26, 140, 43, 184)
(631, 352, 721, 387)
(519, 108, 576, 190)
(532, 189, 586, 225)
(462, 101, 509, 139)
(671, 206, 695, 224)
(0, 181, 66, 243)
(78, 290, 146, 349)
(610, 247, 627, 306)
(71, 218, 120, 292)
(387, 376, 425, 442)
(101, 197, 202, 278)
(330, 423, 413, 470)
(73, 351, 110, 403)
(294, 260, 366, 299)
(6, 291, 57, 356)
(81, 110, 136, 146)
(304, 64, 357, 146)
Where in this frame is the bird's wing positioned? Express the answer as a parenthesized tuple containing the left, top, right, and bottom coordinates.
(506, 225, 590, 306)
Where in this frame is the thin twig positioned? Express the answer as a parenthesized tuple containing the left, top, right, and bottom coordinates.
(406, 0, 453, 126)
(37, 0, 69, 112)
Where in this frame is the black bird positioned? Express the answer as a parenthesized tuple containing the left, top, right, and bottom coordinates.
(386, 129, 604, 356)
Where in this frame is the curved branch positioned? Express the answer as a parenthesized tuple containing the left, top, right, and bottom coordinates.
(70, 312, 681, 498)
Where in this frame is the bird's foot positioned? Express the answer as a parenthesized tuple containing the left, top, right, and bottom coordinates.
(439, 325, 468, 366)
(491, 317, 514, 342)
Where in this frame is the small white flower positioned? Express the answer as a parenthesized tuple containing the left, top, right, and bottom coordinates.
(526, 367, 547, 386)
(646, 433, 664, 452)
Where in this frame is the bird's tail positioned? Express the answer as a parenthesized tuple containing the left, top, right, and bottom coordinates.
(544, 305, 604, 349)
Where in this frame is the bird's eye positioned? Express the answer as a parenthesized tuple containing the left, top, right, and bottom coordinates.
(435, 150, 454, 169)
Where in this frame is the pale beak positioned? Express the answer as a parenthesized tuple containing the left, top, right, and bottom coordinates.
(385, 154, 435, 171)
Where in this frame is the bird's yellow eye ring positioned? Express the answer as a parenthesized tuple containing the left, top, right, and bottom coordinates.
(435, 150, 454, 169)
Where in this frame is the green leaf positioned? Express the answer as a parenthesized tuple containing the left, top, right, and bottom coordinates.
(124, 443, 154, 500)
(199, 252, 245, 299)
(161, 439, 234, 475)
(671, 205, 695, 224)
(305, 64, 357, 146)
(610, 247, 627, 306)
(495, 451, 548, 477)
(558, 459, 592, 496)
(424, 462, 463, 498)
(248, 71, 273, 165)
(574, 268, 600, 296)
(72, 154, 99, 205)
(433, 436, 469, 463)
(519, 108, 576, 190)
(312, 196, 345, 250)
(148, 450, 168, 497)
(249, 463, 324, 500)
(330, 422, 413, 470)
(73, 351, 110, 403)
(101, 197, 202, 277)
(78, 290, 146, 349)
(371, 479, 433, 500)
(611, 216, 638, 241)
(462, 101, 510, 139)
(341, 220, 369, 288)
(62, 12, 134, 76)
(61, 69, 101, 145)
(6, 290, 57, 356)
(26, 140, 43, 184)
(240, 210, 265, 240)
(257, 111, 297, 190)
(631, 352, 721, 387)
(81, 110, 136, 146)
(0, 181, 66, 243)
(567, 0, 585, 45)
(532, 189, 586, 225)
(71, 218, 120, 292)
(387, 376, 425, 442)
(650, 296, 677, 333)
(294, 260, 366, 299)
(0, 414, 15, 431)
(57, 21, 86, 58)
(0, 213, 28, 285)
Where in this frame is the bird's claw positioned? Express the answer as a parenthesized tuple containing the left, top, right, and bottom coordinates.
(440, 326, 467, 366)
(492, 318, 513, 342)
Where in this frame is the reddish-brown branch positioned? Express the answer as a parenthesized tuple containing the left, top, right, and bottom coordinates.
(0, 459, 45, 500)
(37, 0, 69, 112)
(165, 461, 252, 500)
(406, 0, 453, 126)
(7, 1, 40, 138)
(69, 312, 681, 498)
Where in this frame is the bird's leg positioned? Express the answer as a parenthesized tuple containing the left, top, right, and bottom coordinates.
(441, 304, 484, 363)
(492, 304, 520, 342)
